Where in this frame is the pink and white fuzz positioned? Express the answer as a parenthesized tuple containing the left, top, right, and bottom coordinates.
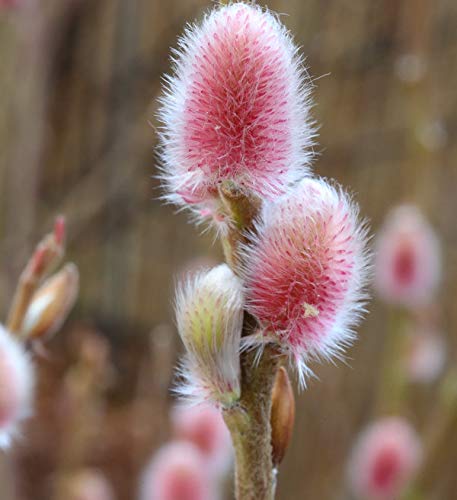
(374, 205, 441, 308)
(0, 324, 34, 449)
(347, 418, 423, 500)
(171, 404, 232, 475)
(159, 2, 314, 217)
(66, 469, 115, 500)
(242, 178, 370, 383)
(140, 441, 217, 500)
(175, 264, 243, 407)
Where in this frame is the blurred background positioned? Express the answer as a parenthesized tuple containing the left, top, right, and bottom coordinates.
(0, 0, 456, 499)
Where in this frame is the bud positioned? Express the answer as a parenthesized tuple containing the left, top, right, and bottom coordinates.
(140, 441, 217, 500)
(270, 367, 295, 467)
(175, 264, 243, 407)
(242, 178, 370, 384)
(0, 324, 34, 449)
(29, 215, 66, 280)
(158, 2, 314, 218)
(171, 404, 232, 475)
(347, 418, 422, 500)
(21, 263, 79, 341)
(374, 205, 440, 308)
(66, 469, 115, 500)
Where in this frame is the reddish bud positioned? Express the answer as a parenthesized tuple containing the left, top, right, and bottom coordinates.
(270, 367, 295, 467)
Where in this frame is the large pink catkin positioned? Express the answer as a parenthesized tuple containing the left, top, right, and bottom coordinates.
(0, 324, 34, 448)
(374, 205, 441, 308)
(159, 2, 314, 213)
(347, 418, 423, 500)
(242, 178, 370, 383)
(140, 441, 217, 500)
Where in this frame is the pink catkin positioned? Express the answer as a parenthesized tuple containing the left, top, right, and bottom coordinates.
(347, 418, 423, 500)
(140, 441, 217, 500)
(159, 2, 314, 214)
(0, 324, 34, 448)
(374, 205, 441, 308)
(243, 178, 370, 382)
(171, 404, 232, 475)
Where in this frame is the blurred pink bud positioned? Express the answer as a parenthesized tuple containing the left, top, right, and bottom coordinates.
(374, 205, 441, 308)
(66, 469, 115, 500)
(22, 263, 79, 341)
(140, 441, 217, 500)
(405, 330, 446, 383)
(347, 418, 423, 500)
(0, 324, 34, 449)
(242, 178, 370, 383)
(171, 404, 232, 475)
(175, 264, 243, 407)
(159, 2, 314, 214)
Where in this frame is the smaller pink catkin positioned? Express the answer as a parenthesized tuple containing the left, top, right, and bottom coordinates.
(242, 178, 370, 384)
(140, 441, 217, 500)
(374, 205, 441, 309)
(347, 418, 423, 500)
(171, 404, 232, 476)
(0, 324, 34, 449)
(158, 2, 314, 217)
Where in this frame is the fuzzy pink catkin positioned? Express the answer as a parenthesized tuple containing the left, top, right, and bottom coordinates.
(171, 404, 232, 475)
(140, 441, 217, 500)
(159, 2, 314, 215)
(0, 324, 34, 449)
(242, 178, 370, 383)
(374, 205, 441, 308)
(347, 418, 423, 500)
